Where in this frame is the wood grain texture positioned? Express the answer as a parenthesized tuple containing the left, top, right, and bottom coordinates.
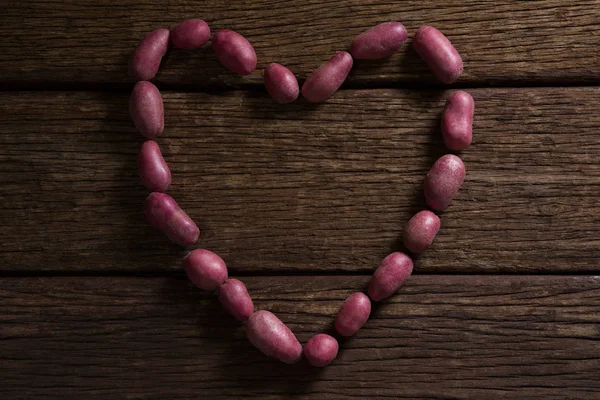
(2, 0, 600, 87)
(1, 275, 599, 399)
(1, 88, 599, 273)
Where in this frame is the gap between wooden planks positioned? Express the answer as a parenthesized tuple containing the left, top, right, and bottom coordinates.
(0, 87, 599, 274)
(1, 275, 599, 399)
(2, 1, 600, 87)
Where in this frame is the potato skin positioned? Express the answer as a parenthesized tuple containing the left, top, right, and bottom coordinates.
(183, 249, 228, 291)
(412, 26, 463, 84)
(246, 310, 302, 364)
(335, 292, 371, 337)
(304, 334, 339, 367)
(264, 63, 299, 104)
(211, 30, 257, 76)
(368, 252, 413, 301)
(137, 141, 171, 192)
(171, 19, 210, 50)
(403, 210, 441, 254)
(442, 90, 474, 150)
(129, 81, 164, 139)
(129, 28, 170, 81)
(424, 154, 466, 211)
(144, 192, 200, 246)
(218, 279, 254, 321)
(350, 22, 407, 59)
(301, 51, 353, 103)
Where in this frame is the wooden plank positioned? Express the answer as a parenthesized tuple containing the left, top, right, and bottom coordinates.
(2, 1, 600, 86)
(1, 88, 599, 273)
(1, 275, 599, 399)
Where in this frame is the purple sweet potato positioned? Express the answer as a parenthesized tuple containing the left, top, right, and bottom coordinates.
(218, 278, 254, 321)
(424, 154, 466, 211)
(144, 192, 199, 246)
(403, 211, 441, 254)
(246, 310, 302, 364)
(129, 81, 164, 139)
(301, 52, 353, 102)
(368, 252, 413, 301)
(350, 22, 407, 59)
(171, 19, 211, 50)
(212, 30, 257, 76)
(335, 292, 371, 336)
(413, 26, 463, 84)
(129, 29, 170, 81)
(264, 63, 299, 104)
(442, 90, 474, 150)
(183, 249, 228, 291)
(137, 140, 171, 192)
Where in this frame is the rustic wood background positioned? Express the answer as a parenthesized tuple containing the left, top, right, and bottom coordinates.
(1, 1, 599, 399)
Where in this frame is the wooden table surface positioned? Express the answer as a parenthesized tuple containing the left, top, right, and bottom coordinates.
(1, 1, 600, 399)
